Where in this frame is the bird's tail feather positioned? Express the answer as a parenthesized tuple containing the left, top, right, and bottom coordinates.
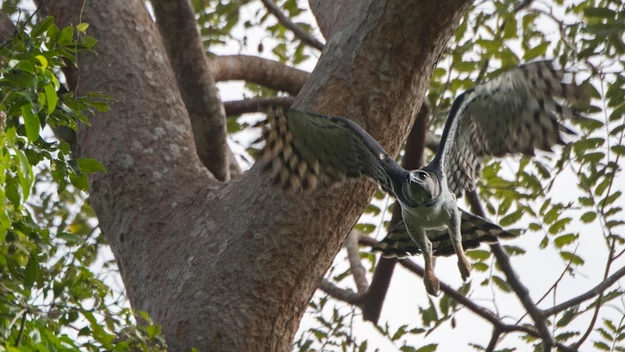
(372, 208, 522, 258)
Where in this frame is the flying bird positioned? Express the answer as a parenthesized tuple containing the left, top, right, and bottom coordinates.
(256, 60, 589, 296)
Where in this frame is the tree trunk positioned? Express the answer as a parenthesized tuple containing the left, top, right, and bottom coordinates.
(47, 0, 470, 350)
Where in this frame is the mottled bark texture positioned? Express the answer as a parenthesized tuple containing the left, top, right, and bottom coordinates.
(151, 0, 232, 181)
(47, 0, 470, 351)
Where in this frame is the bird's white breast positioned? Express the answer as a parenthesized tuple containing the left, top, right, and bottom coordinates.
(400, 195, 451, 233)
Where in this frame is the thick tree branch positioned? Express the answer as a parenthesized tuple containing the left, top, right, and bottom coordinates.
(223, 97, 295, 116)
(398, 258, 576, 352)
(485, 327, 502, 352)
(397, 259, 500, 325)
(425, 133, 440, 153)
(208, 55, 310, 95)
(491, 243, 554, 350)
(466, 191, 554, 351)
(542, 265, 625, 317)
(260, 0, 325, 50)
(361, 104, 430, 324)
(151, 0, 234, 181)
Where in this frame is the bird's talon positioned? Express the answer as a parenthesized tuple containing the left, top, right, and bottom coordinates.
(424, 274, 440, 296)
(458, 258, 472, 282)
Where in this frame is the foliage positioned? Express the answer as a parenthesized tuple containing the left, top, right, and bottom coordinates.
(0, 16, 165, 352)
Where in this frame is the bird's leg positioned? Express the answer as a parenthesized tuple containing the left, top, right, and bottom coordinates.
(408, 227, 440, 296)
(448, 207, 471, 281)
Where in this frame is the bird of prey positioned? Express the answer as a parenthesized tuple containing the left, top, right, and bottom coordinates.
(256, 60, 588, 296)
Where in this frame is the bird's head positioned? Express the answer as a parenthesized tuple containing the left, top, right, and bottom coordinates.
(401, 169, 440, 206)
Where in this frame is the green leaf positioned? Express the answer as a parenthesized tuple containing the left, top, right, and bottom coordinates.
(35, 55, 48, 68)
(355, 223, 376, 234)
(492, 275, 511, 292)
(24, 252, 39, 289)
(16, 150, 34, 201)
(580, 152, 605, 164)
(21, 103, 40, 142)
(503, 245, 526, 256)
(524, 42, 549, 60)
(77, 158, 107, 173)
(465, 250, 490, 261)
(548, 217, 571, 234)
(364, 204, 381, 216)
(584, 7, 616, 18)
(500, 209, 523, 226)
(472, 262, 489, 272)
(593, 342, 611, 351)
(503, 16, 517, 39)
(31, 16, 55, 37)
(84, 100, 110, 112)
(69, 172, 90, 191)
(77, 23, 90, 34)
(554, 234, 578, 248)
(358, 341, 368, 352)
(44, 84, 58, 116)
(556, 307, 578, 327)
(611, 145, 625, 155)
(415, 344, 437, 352)
(6, 179, 20, 207)
(58, 26, 75, 46)
(580, 211, 597, 223)
(560, 251, 584, 266)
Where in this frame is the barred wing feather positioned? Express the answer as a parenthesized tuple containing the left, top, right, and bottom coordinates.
(257, 108, 404, 193)
(373, 209, 521, 257)
(438, 60, 590, 198)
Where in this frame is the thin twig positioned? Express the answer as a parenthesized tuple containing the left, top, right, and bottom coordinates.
(514, 244, 579, 326)
(15, 312, 26, 346)
(543, 266, 625, 318)
(259, 0, 324, 50)
(318, 279, 365, 305)
(346, 231, 369, 294)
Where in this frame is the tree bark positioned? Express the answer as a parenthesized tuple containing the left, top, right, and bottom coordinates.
(151, 0, 232, 181)
(208, 55, 310, 96)
(47, 0, 470, 351)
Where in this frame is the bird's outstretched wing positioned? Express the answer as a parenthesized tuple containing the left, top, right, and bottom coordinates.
(433, 60, 590, 198)
(256, 108, 407, 193)
(372, 209, 521, 257)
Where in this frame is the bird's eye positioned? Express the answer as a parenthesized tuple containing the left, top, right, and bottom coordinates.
(419, 172, 428, 180)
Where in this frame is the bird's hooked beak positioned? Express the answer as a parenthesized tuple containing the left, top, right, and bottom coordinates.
(401, 170, 437, 207)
